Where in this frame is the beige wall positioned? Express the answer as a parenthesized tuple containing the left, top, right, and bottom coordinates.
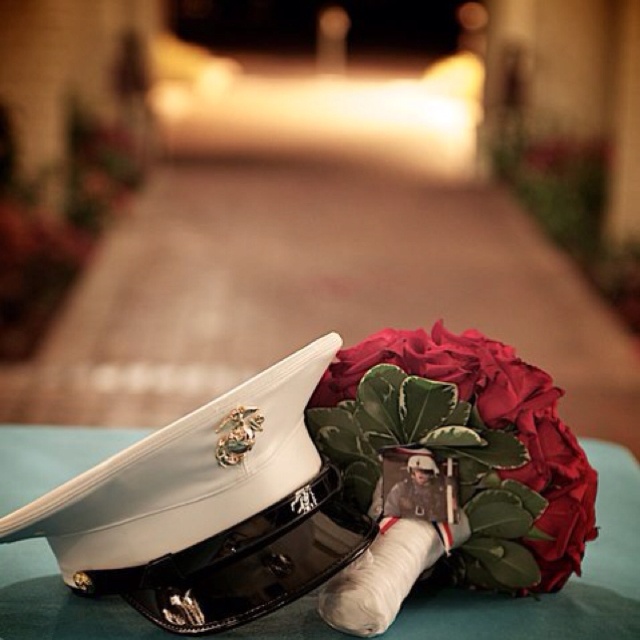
(483, 0, 640, 245)
(532, 0, 614, 138)
(484, 0, 613, 138)
(0, 0, 75, 179)
(0, 0, 162, 190)
(607, 0, 640, 242)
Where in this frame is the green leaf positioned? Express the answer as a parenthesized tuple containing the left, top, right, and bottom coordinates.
(363, 364, 408, 391)
(452, 430, 529, 469)
(399, 376, 458, 442)
(467, 405, 487, 430)
(501, 479, 548, 520)
(480, 540, 541, 589)
(462, 535, 505, 563)
(355, 366, 406, 443)
(314, 426, 366, 466)
(421, 425, 487, 447)
(524, 525, 555, 541)
(459, 484, 478, 505)
(337, 399, 357, 412)
(305, 407, 357, 439)
(362, 430, 398, 452)
(478, 471, 502, 489)
(457, 456, 490, 486)
(465, 489, 522, 516)
(467, 502, 534, 538)
(306, 406, 378, 462)
(443, 400, 472, 426)
(343, 459, 381, 513)
(461, 556, 506, 590)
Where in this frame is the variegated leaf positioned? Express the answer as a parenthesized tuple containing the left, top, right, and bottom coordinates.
(443, 400, 472, 426)
(314, 425, 367, 466)
(452, 430, 529, 469)
(421, 425, 486, 447)
(501, 479, 548, 520)
(399, 376, 458, 443)
(305, 407, 356, 439)
(337, 399, 357, 412)
(355, 367, 405, 442)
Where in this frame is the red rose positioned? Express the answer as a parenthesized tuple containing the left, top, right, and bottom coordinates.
(309, 322, 563, 426)
(499, 408, 598, 592)
(308, 322, 598, 593)
(308, 324, 483, 407)
(309, 328, 424, 406)
(430, 322, 564, 428)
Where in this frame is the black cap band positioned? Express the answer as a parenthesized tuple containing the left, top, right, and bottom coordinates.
(72, 463, 342, 596)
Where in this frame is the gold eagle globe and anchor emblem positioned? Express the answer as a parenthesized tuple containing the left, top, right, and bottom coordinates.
(215, 406, 265, 467)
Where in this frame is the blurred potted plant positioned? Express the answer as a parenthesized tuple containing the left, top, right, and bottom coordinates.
(0, 101, 94, 360)
(64, 99, 144, 235)
(0, 197, 92, 359)
(491, 126, 640, 340)
(492, 130, 607, 264)
(593, 243, 640, 338)
(0, 95, 147, 361)
(515, 137, 608, 263)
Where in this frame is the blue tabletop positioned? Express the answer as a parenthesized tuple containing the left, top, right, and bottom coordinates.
(0, 427, 639, 640)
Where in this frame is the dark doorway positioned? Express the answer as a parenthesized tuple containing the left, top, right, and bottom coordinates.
(168, 0, 464, 58)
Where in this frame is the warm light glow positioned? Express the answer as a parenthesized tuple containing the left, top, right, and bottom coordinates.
(421, 51, 485, 101)
(150, 33, 240, 83)
(194, 59, 241, 99)
(150, 36, 485, 181)
(149, 82, 193, 121)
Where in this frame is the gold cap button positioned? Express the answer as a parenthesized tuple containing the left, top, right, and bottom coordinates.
(73, 571, 95, 594)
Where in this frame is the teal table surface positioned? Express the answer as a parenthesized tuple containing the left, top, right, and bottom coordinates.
(1, 427, 639, 640)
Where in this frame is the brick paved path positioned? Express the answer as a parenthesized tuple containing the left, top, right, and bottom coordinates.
(0, 54, 638, 457)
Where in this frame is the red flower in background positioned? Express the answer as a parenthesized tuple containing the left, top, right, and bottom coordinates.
(309, 322, 598, 593)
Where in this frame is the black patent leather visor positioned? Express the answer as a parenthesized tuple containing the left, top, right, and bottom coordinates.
(124, 502, 375, 635)
(72, 464, 377, 635)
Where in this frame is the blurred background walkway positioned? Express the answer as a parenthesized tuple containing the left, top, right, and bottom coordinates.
(1, 2, 639, 460)
(1, 49, 639, 459)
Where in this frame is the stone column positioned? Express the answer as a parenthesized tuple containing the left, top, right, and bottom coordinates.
(0, 0, 76, 181)
(607, 0, 640, 242)
(530, 0, 614, 139)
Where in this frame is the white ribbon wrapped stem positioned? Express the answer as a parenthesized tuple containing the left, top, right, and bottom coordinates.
(317, 515, 470, 637)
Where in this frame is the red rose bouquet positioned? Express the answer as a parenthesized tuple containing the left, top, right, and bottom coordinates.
(306, 322, 598, 635)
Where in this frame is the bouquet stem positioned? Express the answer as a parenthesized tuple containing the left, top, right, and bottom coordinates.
(318, 519, 452, 637)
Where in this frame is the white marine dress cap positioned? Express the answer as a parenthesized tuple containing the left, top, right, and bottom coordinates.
(0, 333, 377, 635)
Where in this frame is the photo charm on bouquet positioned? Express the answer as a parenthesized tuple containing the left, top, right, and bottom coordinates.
(380, 446, 460, 524)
